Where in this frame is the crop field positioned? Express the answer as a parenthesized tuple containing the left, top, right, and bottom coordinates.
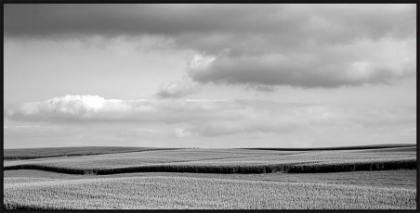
(3, 145, 417, 209)
(4, 146, 416, 174)
(4, 146, 178, 160)
(4, 175, 416, 209)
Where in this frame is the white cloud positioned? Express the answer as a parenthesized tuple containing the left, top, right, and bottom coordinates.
(156, 76, 200, 99)
(5, 95, 416, 137)
(174, 128, 193, 138)
(5, 94, 242, 123)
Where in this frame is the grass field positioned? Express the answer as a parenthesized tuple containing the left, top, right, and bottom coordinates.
(3, 145, 417, 209)
(4, 146, 179, 160)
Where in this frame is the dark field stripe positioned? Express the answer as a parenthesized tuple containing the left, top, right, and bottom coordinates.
(4, 159, 416, 175)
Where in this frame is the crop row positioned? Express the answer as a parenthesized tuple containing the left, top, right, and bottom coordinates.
(4, 159, 416, 175)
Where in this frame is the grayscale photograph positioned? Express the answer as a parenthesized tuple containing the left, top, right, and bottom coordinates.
(3, 3, 417, 210)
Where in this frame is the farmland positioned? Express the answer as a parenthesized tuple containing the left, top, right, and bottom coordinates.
(4, 146, 178, 160)
(3, 144, 417, 209)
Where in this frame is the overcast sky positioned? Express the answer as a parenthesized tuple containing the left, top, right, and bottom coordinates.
(4, 4, 416, 149)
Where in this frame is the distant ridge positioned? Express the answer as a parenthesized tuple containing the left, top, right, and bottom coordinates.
(241, 144, 416, 151)
(4, 146, 181, 161)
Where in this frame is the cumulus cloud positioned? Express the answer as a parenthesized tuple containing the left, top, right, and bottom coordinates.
(5, 4, 416, 89)
(4, 94, 244, 123)
(156, 76, 199, 99)
(4, 95, 416, 137)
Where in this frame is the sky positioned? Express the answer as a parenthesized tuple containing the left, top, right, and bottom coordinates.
(3, 4, 417, 149)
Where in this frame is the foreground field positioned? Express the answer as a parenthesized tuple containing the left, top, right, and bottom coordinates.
(4, 172, 416, 209)
(5, 169, 416, 190)
(3, 145, 417, 209)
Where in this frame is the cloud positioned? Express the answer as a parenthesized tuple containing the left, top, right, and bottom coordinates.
(5, 5, 415, 42)
(114, 128, 158, 138)
(173, 128, 193, 138)
(4, 125, 64, 131)
(4, 125, 68, 138)
(156, 77, 199, 99)
(5, 95, 416, 137)
(5, 5, 416, 89)
(188, 37, 415, 88)
(4, 94, 244, 123)
(3, 5, 294, 38)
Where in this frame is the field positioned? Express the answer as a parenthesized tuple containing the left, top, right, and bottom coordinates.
(3, 146, 178, 160)
(3, 144, 417, 209)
